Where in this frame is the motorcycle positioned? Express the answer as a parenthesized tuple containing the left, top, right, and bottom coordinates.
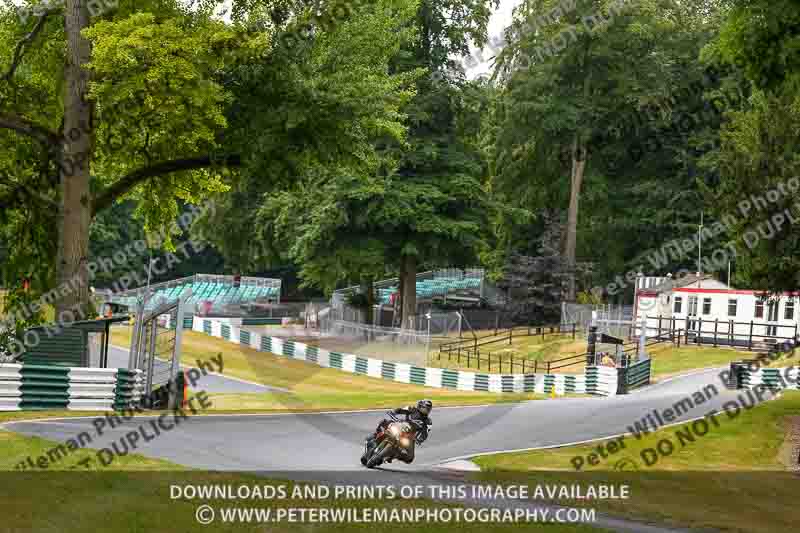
(361, 414, 426, 468)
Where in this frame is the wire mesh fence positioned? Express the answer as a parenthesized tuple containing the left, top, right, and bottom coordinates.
(562, 303, 634, 339)
(313, 319, 432, 367)
(308, 306, 469, 365)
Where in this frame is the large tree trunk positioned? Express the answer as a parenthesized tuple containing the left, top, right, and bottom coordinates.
(401, 254, 417, 330)
(56, 0, 92, 321)
(565, 135, 586, 302)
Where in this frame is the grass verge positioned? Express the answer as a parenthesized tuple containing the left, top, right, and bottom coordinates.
(473, 391, 800, 533)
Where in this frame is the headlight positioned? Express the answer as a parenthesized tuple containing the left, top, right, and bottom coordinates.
(389, 425, 400, 437)
(400, 437, 411, 447)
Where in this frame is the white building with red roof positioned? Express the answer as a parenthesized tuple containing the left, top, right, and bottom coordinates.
(633, 273, 799, 347)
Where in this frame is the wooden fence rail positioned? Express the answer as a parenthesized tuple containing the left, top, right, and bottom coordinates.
(645, 315, 800, 351)
(439, 323, 577, 358)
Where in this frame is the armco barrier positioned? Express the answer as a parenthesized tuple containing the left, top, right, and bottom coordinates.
(192, 317, 591, 395)
(0, 364, 145, 411)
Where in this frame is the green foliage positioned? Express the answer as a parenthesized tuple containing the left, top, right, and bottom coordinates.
(203, 0, 498, 297)
(0, 285, 44, 361)
(196, 0, 423, 271)
(345, 292, 372, 310)
(261, 170, 492, 294)
(3, 0, 797, 326)
(491, 0, 737, 293)
(700, 0, 800, 293)
(85, 11, 233, 240)
(717, 0, 800, 91)
(705, 84, 800, 293)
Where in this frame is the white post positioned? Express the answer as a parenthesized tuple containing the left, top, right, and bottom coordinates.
(697, 212, 703, 276)
(638, 318, 648, 360)
(169, 288, 192, 409)
(144, 256, 158, 310)
(425, 311, 432, 365)
(128, 299, 145, 369)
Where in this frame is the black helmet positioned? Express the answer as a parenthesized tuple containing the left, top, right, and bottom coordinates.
(417, 399, 432, 415)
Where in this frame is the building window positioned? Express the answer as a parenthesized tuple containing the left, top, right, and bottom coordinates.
(728, 299, 737, 317)
(768, 300, 779, 322)
(674, 296, 682, 313)
(702, 298, 712, 315)
(688, 296, 698, 316)
(755, 300, 764, 319)
(785, 300, 795, 320)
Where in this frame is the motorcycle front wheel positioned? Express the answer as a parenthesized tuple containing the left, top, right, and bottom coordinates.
(366, 441, 392, 469)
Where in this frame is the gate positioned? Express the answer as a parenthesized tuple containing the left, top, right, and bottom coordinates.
(128, 289, 191, 408)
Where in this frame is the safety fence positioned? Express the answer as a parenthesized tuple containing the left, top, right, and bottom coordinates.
(161, 314, 289, 330)
(562, 303, 634, 339)
(0, 363, 145, 411)
(192, 317, 603, 395)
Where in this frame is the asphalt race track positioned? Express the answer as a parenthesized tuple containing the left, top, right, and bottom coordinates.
(6, 366, 762, 471)
(6, 366, 769, 533)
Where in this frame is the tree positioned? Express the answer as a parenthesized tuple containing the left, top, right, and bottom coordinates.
(0, 0, 421, 328)
(717, 0, 800, 92)
(496, 211, 592, 324)
(193, 0, 422, 272)
(386, 0, 497, 325)
(262, 170, 493, 324)
(199, 0, 499, 329)
(492, 0, 728, 297)
(704, 0, 800, 293)
(1, 2, 245, 321)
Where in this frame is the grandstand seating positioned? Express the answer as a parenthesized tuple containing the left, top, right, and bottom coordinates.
(377, 276, 482, 304)
(111, 278, 280, 310)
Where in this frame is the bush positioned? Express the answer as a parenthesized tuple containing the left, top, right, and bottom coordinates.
(345, 292, 371, 309)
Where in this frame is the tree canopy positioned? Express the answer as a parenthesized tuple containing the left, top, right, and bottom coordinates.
(1, 0, 798, 340)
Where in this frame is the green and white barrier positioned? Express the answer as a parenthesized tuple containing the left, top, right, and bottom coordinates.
(740, 366, 800, 391)
(0, 363, 145, 411)
(192, 317, 594, 395)
(584, 366, 618, 397)
(621, 358, 651, 393)
(114, 368, 145, 410)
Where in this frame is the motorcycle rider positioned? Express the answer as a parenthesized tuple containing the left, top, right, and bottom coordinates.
(363, 399, 433, 464)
